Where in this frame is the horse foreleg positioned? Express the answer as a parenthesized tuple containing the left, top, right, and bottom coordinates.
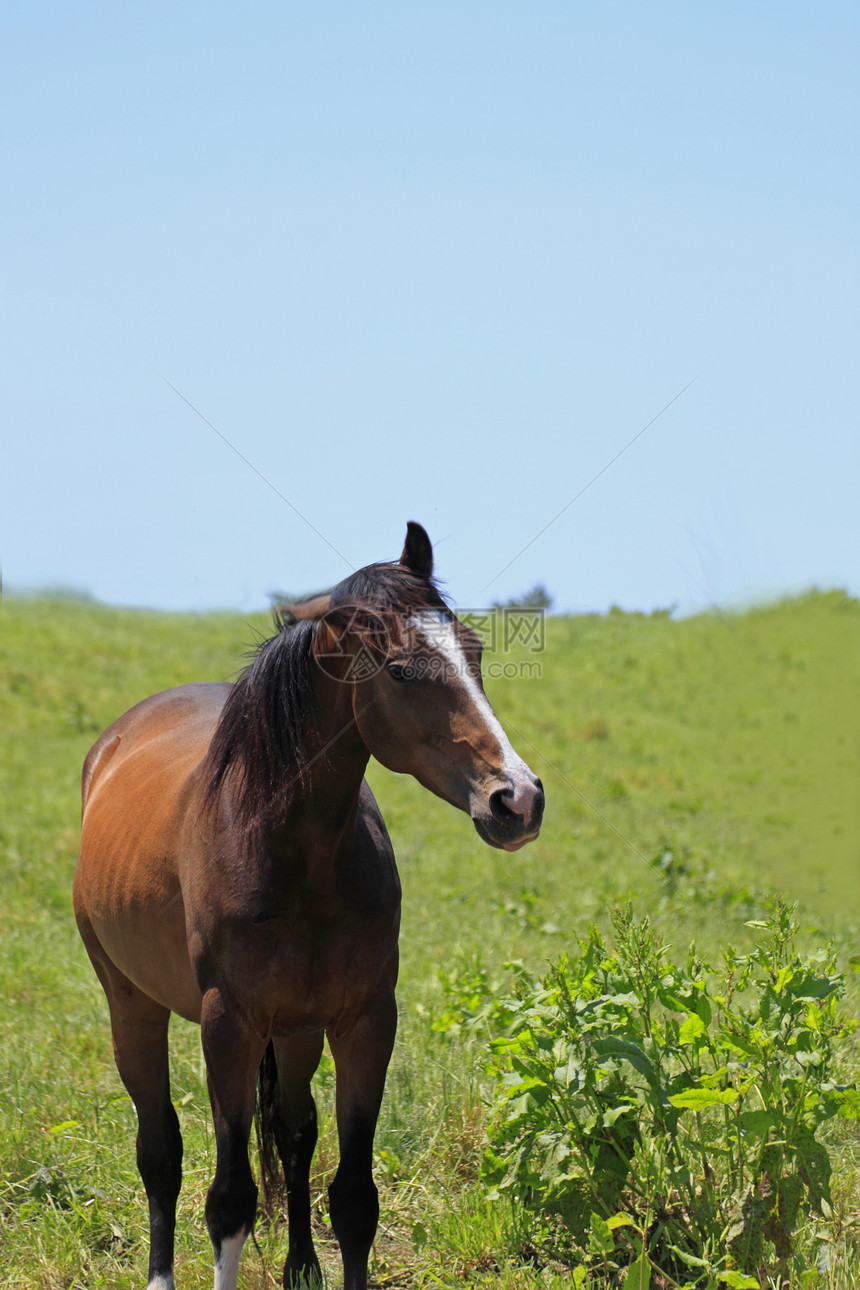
(201, 990, 266, 1290)
(327, 993, 397, 1290)
(268, 1033, 325, 1288)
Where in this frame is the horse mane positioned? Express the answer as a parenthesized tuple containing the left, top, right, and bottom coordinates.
(202, 561, 447, 838)
(203, 617, 318, 836)
(328, 560, 448, 634)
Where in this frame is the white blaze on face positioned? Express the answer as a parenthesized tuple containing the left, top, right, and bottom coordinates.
(409, 610, 534, 811)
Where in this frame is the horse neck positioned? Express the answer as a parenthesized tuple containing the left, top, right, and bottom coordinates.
(276, 665, 371, 860)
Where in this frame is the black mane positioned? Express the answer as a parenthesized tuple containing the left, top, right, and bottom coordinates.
(203, 561, 447, 838)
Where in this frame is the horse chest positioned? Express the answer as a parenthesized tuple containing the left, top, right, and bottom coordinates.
(203, 900, 400, 1037)
(280, 937, 393, 1033)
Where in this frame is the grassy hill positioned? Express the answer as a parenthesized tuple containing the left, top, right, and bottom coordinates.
(1, 591, 857, 1287)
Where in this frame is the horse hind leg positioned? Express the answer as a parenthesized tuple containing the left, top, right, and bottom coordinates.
(89, 950, 183, 1290)
(261, 1033, 325, 1288)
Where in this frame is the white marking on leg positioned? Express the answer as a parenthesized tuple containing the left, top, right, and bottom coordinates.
(213, 1230, 247, 1290)
(147, 1275, 175, 1290)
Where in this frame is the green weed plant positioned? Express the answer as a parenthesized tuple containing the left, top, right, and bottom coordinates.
(462, 903, 859, 1288)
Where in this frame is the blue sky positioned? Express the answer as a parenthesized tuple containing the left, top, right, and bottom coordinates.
(3, 3, 858, 614)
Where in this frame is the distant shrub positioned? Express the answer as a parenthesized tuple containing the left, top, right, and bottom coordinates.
(491, 584, 554, 612)
(5, 583, 98, 602)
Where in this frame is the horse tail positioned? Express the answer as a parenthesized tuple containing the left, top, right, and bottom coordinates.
(254, 1041, 285, 1214)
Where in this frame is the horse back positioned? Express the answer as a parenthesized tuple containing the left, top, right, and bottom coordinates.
(81, 682, 230, 808)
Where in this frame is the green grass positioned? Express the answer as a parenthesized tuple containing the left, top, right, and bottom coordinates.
(1, 590, 858, 1287)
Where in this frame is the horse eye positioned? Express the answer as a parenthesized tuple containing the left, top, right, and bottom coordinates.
(387, 662, 413, 683)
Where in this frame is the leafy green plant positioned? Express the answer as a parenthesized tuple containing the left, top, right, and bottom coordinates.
(476, 902, 858, 1287)
(431, 957, 531, 1041)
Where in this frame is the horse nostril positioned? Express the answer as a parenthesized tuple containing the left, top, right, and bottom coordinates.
(489, 787, 521, 826)
(531, 779, 545, 829)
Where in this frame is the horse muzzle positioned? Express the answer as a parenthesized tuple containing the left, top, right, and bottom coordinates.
(472, 776, 545, 851)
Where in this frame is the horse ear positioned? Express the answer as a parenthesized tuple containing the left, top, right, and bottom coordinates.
(277, 593, 332, 621)
(399, 521, 434, 576)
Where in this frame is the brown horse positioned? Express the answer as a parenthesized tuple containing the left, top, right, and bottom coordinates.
(74, 522, 544, 1290)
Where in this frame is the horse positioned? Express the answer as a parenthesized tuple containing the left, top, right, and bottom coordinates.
(74, 521, 544, 1290)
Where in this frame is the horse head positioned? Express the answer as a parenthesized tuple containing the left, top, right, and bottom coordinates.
(285, 522, 544, 851)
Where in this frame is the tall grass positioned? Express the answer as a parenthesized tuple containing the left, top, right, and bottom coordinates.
(1, 591, 857, 1286)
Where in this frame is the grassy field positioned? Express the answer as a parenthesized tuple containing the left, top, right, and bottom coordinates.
(0, 590, 858, 1288)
